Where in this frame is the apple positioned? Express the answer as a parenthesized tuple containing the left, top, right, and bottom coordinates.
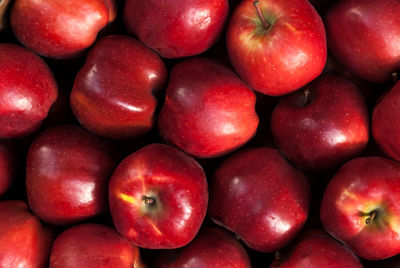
(109, 143, 208, 249)
(124, 0, 229, 58)
(226, 0, 326, 96)
(156, 226, 251, 268)
(49, 223, 145, 268)
(209, 147, 310, 252)
(270, 230, 362, 267)
(26, 125, 117, 225)
(372, 81, 400, 162)
(158, 57, 259, 158)
(0, 140, 16, 196)
(0, 200, 54, 268)
(320, 156, 400, 260)
(0, 0, 12, 33)
(71, 35, 167, 140)
(10, 0, 117, 59)
(0, 43, 58, 138)
(271, 74, 369, 171)
(325, 0, 400, 82)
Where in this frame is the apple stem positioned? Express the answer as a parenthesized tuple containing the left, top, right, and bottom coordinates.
(304, 88, 311, 106)
(365, 211, 377, 225)
(274, 251, 281, 260)
(143, 196, 156, 206)
(253, 1, 271, 30)
(393, 72, 398, 83)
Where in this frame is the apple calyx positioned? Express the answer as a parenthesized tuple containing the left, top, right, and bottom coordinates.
(253, 1, 271, 30)
(365, 210, 377, 225)
(142, 196, 156, 207)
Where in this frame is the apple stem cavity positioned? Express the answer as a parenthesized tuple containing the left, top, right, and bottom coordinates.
(365, 210, 377, 225)
(253, 1, 271, 30)
(143, 196, 156, 206)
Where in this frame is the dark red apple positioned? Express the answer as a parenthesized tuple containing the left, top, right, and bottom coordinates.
(227, 0, 326, 96)
(109, 143, 208, 249)
(26, 125, 117, 225)
(156, 226, 251, 268)
(209, 147, 310, 252)
(158, 58, 259, 158)
(372, 81, 400, 162)
(321, 156, 400, 260)
(271, 75, 369, 171)
(0, 140, 16, 196)
(49, 223, 145, 268)
(0, 43, 58, 138)
(71, 35, 167, 140)
(11, 0, 117, 59)
(0, 200, 54, 268)
(270, 230, 362, 267)
(325, 0, 400, 82)
(124, 0, 229, 58)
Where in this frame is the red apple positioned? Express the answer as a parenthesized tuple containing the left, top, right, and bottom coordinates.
(325, 0, 400, 82)
(0, 140, 16, 196)
(158, 58, 259, 158)
(156, 226, 251, 268)
(321, 156, 400, 260)
(26, 125, 117, 225)
(270, 230, 362, 268)
(209, 147, 310, 252)
(372, 81, 400, 162)
(124, 0, 229, 58)
(10, 0, 117, 59)
(0, 200, 54, 268)
(0, 43, 58, 138)
(227, 0, 326, 96)
(271, 75, 369, 171)
(71, 35, 167, 140)
(49, 223, 145, 268)
(109, 143, 208, 249)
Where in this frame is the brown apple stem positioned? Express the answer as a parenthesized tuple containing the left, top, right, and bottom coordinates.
(143, 196, 155, 206)
(253, 1, 270, 30)
(274, 251, 281, 260)
(304, 88, 311, 106)
(365, 211, 377, 225)
(393, 72, 398, 83)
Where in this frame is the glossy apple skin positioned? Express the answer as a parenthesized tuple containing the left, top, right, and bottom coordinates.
(109, 143, 208, 249)
(156, 227, 251, 268)
(271, 75, 369, 171)
(0, 140, 16, 196)
(209, 147, 310, 252)
(321, 157, 400, 260)
(26, 125, 117, 225)
(0, 200, 54, 268)
(270, 230, 362, 268)
(0, 44, 58, 138)
(49, 224, 145, 268)
(10, 0, 116, 59)
(158, 58, 259, 158)
(124, 0, 229, 58)
(227, 0, 326, 96)
(372, 81, 400, 162)
(326, 0, 400, 82)
(71, 35, 167, 140)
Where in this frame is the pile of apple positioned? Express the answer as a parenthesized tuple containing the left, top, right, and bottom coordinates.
(1, 0, 400, 267)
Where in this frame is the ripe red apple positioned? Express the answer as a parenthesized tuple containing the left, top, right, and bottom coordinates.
(109, 143, 208, 249)
(227, 0, 326, 96)
(0, 140, 16, 196)
(156, 226, 251, 268)
(271, 75, 369, 171)
(10, 0, 117, 59)
(26, 125, 117, 225)
(372, 81, 400, 162)
(325, 0, 400, 82)
(158, 58, 259, 158)
(321, 157, 400, 260)
(0, 200, 54, 268)
(270, 230, 362, 267)
(0, 43, 58, 138)
(124, 0, 229, 58)
(49, 223, 145, 268)
(71, 35, 167, 140)
(209, 147, 310, 252)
